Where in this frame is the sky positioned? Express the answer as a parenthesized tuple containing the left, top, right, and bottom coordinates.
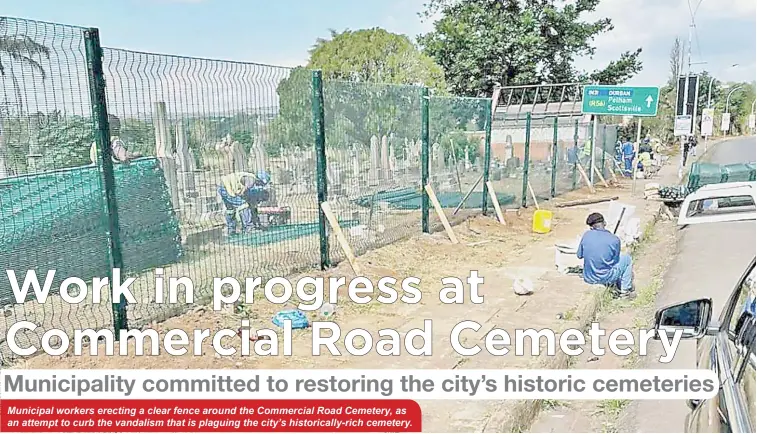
(2, 0, 756, 88)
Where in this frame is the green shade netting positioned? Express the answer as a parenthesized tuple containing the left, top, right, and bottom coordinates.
(0, 158, 181, 304)
(352, 187, 516, 210)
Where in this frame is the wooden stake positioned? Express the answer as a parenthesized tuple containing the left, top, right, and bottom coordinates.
(424, 184, 459, 243)
(556, 196, 619, 208)
(485, 181, 506, 225)
(320, 202, 362, 275)
(527, 181, 540, 210)
(592, 164, 610, 187)
(576, 163, 596, 193)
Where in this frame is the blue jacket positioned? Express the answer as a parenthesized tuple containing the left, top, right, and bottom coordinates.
(577, 228, 621, 285)
(621, 142, 635, 159)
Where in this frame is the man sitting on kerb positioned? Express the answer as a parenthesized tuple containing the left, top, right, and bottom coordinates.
(576, 212, 636, 299)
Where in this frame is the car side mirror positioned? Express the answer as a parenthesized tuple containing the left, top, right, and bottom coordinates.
(654, 298, 712, 340)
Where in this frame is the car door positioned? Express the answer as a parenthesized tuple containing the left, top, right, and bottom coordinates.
(686, 260, 756, 433)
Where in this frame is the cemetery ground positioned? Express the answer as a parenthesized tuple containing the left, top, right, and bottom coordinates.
(17, 166, 675, 433)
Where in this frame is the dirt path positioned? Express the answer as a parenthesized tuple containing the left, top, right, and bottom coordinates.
(527, 157, 684, 433)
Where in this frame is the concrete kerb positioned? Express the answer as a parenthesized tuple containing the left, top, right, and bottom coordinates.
(481, 196, 667, 433)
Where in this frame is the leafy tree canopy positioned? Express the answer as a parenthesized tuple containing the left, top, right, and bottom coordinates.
(308, 28, 446, 91)
(269, 28, 488, 150)
(418, 0, 643, 96)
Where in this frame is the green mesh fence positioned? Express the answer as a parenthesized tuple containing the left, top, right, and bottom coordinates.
(100, 48, 319, 326)
(321, 80, 423, 259)
(428, 96, 505, 219)
(554, 118, 591, 195)
(489, 112, 527, 208)
(595, 124, 618, 179)
(0, 17, 116, 364)
(1, 15, 621, 366)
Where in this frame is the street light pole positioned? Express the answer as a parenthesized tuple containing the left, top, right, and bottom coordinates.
(724, 85, 743, 135)
(707, 77, 715, 108)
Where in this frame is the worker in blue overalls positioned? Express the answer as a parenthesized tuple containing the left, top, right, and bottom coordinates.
(621, 137, 635, 177)
(218, 170, 271, 235)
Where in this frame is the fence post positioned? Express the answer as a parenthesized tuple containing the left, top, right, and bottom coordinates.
(521, 112, 532, 208)
(572, 119, 578, 190)
(550, 117, 558, 198)
(601, 124, 607, 177)
(588, 116, 596, 185)
(421, 87, 430, 233)
(83, 28, 127, 334)
(311, 70, 330, 270)
(481, 99, 493, 214)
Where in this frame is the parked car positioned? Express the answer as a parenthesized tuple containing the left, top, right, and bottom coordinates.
(654, 184, 756, 432)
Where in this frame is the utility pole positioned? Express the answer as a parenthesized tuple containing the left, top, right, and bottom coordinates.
(678, 5, 695, 177)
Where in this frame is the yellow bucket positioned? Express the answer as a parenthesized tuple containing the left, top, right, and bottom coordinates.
(532, 209, 553, 234)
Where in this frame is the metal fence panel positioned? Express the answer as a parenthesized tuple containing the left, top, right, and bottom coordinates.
(428, 96, 493, 220)
(101, 48, 318, 326)
(321, 80, 423, 259)
(0, 17, 114, 364)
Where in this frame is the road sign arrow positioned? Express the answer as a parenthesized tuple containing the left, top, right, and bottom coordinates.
(646, 95, 653, 108)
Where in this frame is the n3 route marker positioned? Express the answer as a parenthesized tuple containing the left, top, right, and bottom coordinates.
(581, 85, 660, 117)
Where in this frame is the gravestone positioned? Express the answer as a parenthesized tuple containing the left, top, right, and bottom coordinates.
(351, 145, 361, 179)
(175, 122, 197, 197)
(380, 135, 390, 180)
(249, 144, 267, 173)
(369, 136, 380, 185)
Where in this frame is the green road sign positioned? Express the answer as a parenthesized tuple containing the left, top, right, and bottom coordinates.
(581, 85, 660, 116)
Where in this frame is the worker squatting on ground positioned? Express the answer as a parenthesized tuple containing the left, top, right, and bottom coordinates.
(576, 212, 636, 299)
(89, 115, 142, 164)
(218, 170, 271, 235)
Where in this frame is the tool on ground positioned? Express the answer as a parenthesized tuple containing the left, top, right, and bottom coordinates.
(258, 206, 292, 226)
(453, 172, 485, 215)
(613, 207, 626, 235)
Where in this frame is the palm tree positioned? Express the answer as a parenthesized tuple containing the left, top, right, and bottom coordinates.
(0, 17, 51, 113)
(0, 17, 51, 177)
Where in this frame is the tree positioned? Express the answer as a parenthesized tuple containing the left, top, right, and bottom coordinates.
(0, 18, 51, 113)
(669, 37, 682, 84)
(269, 29, 468, 150)
(309, 28, 446, 90)
(0, 17, 51, 177)
(418, 0, 643, 96)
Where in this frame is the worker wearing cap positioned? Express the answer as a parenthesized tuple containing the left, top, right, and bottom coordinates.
(576, 212, 635, 298)
(218, 170, 271, 235)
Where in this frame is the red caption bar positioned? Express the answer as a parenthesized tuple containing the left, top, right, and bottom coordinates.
(0, 399, 421, 433)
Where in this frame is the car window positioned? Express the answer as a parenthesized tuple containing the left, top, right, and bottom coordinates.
(737, 356, 756, 431)
(723, 264, 756, 432)
(728, 267, 756, 338)
(690, 195, 757, 217)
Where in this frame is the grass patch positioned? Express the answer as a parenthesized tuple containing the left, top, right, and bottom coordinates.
(596, 399, 629, 417)
(542, 399, 564, 410)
